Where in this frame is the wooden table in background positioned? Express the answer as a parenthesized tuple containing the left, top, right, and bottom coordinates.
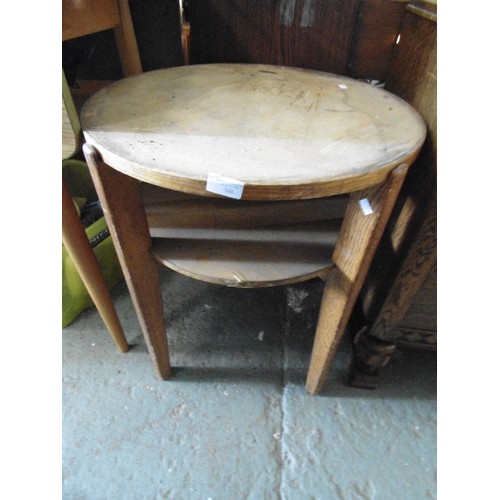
(81, 64, 425, 394)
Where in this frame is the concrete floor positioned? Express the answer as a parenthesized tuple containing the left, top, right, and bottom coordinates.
(62, 268, 437, 499)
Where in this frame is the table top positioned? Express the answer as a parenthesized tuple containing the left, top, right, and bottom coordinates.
(81, 64, 426, 200)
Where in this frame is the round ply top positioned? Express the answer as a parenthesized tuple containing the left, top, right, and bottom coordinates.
(81, 64, 426, 199)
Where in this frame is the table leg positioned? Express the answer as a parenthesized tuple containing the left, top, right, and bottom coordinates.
(305, 164, 409, 395)
(83, 144, 172, 380)
(350, 326, 397, 389)
(62, 179, 129, 353)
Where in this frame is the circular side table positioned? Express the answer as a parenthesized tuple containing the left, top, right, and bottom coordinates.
(81, 64, 426, 394)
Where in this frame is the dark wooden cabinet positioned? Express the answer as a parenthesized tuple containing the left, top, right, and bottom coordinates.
(351, 1, 437, 388)
(188, 0, 410, 81)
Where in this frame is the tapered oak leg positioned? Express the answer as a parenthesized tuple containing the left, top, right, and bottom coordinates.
(83, 144, 172, 379)
(62, 179, 129, 352)
(305, 164, 409, 395)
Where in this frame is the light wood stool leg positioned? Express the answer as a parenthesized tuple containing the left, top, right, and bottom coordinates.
(83, 144, 172, 380)
(305, 164, 409, 395)
(114, 0, 143, 76)
(62, 179, 129, 352)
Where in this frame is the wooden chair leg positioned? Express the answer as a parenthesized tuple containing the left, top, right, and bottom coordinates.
(83, 144, 172, 380)
(305, 164, 409, 395)
(62, 179, 129, 352)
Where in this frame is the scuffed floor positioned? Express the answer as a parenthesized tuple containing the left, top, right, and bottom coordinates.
(62, 268, 437, 499)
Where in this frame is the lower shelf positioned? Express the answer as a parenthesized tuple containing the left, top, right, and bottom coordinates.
(150, 219, 340, 287)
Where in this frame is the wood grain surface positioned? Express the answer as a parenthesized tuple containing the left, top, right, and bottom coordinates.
(141, 183, 348, 229)
(81, 64, 426, 200)
(151, 219, 340, 287)
(188, 0, 360, 74)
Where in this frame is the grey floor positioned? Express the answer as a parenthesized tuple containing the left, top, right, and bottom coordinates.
(62, 268, 437, 500)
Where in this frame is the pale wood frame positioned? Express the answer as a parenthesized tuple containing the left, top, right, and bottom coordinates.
(62, 0, 142, 76)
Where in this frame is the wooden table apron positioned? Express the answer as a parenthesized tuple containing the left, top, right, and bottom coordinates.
(81, 64, 426, 394)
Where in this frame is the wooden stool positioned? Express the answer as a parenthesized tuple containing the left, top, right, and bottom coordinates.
(62, 0, 142, 350)
(80, 64, 425, 394)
